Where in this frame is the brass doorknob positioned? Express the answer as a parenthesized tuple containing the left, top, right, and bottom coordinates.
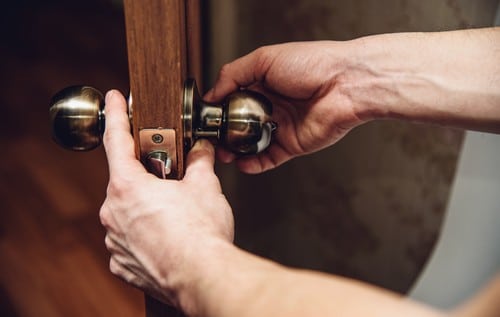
(49, 80, 276, 154)
(49, 85, 105, 151)
(183, 79, 276, 155)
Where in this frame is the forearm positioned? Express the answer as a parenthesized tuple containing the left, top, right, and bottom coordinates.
(343, 27, 500, 132)
(176, 239, 442, 317)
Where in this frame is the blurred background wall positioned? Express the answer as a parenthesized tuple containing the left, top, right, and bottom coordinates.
(410, 5, 500, 309)
(0, 0, 497, 316)
(0, 1, 139, 317)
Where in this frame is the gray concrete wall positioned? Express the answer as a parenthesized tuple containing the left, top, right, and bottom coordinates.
(206, 0, 498, 293)
(409, 5, 500, 308)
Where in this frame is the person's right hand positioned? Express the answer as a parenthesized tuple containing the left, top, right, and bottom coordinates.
(205, 41, 369, 174)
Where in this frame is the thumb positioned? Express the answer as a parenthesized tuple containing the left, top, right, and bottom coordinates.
(103, 90, 145, 179)
(183, 139, 220, 188)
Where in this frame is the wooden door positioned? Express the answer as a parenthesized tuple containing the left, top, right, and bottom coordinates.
(124, 0, 201, 179)
(122, 0, 201, 315)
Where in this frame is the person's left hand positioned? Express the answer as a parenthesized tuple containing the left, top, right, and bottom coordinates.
(99, 90, 234, 307)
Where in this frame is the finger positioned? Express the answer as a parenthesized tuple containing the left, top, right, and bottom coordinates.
(205, 47, 272, 102)
(103, 90, 145, 178)
(109, 251, 170, 304)
(104, 233, 133, 257)
(109, 250, 154, 287)
(184, 139, 220, 188)
(236, 144, 293, 174)
(110, 253, 167, 303)
(109, 255, 138, 284)
(109, 255, 154, 293)
(215, 147, 236, 164)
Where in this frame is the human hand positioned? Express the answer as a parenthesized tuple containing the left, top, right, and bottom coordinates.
(99, 91, 234, 306)
(205, 41, 369, 173)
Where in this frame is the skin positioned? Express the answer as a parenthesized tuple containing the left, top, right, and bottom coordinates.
(205, 27, 500, 173)
(99, 27, 500, 316)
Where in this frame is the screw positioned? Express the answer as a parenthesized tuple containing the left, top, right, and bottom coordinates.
(152, 134, 163, 144)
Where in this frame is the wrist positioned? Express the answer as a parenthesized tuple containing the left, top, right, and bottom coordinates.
(174, 237, 283, 317)
(339, 32, 426, 123)
(173, 237, 233, 314)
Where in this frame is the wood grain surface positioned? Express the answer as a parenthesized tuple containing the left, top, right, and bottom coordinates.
(123, 0, 199, 316)
(124, 0, 187, 179)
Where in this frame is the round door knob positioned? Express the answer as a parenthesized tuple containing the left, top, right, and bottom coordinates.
(49, 85, 104, 151)
(223, 90, 276, 154)
(49, 80, 276, 155)
(183, 79, 276, 154)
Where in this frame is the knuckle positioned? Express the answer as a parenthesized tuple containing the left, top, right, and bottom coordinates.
(102, 126, 116, 147)
(109, 257, 138, 287)
(254, 46, 270, 62)
(218, 63, 233, 79)
(106, 176, 131, 199)
(109, 256, 120, 275)
(104, 234, 113, 251)
(99, 204, 111, 227)
(253, 47, 273, 75)
(253, 46, 267, 58)
(191, 146, 213, 162)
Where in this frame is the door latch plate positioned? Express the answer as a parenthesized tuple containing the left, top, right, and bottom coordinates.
(139, 128, 177, 179)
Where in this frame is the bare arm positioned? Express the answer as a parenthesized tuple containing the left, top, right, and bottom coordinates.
(100, 92, 445, 317)
(185, 28, 500, 316)
(207, 27, 500, 173)
(178, 239, 443, 317)
(452, 275, 500, 317)
(348, 27, 500, 132)
(99, 28, 500, 317)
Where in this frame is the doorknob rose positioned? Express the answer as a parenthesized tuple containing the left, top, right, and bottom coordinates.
(49, 80, 277, 154)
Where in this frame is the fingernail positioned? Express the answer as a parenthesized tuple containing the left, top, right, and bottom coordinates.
(105, 90, 115, 103)
(193, 139, 208, 149)
(193, 139, 215, 154)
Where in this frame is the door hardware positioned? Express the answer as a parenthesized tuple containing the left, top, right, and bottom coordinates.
(139, 128, 177, 178)
(49, 80, 277, 176)
(183, 79, 277, 155)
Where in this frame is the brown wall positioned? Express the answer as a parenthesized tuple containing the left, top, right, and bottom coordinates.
(0, 2, 142, 316)
(208, 0, 498, 293)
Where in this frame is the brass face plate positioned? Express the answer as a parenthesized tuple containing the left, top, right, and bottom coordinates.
(139, 128, 177, 178)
